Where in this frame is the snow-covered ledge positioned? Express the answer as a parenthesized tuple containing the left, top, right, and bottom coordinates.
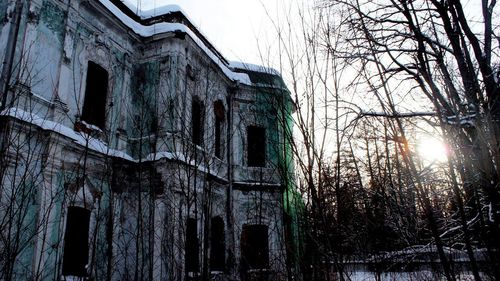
(1, 107, 231, 181)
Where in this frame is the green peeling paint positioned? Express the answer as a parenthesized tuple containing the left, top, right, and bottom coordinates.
(76, 22, 93, 38)
(40, 0, 66, 42)
(11, 181, 39, 281)
(108, 49, 126, 147)
(129, 61, 161, 157)
(0, 0, 7, 25)
(249, 71, 305, 277)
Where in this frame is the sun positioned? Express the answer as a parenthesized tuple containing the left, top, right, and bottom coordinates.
(417, 136, 449, 163)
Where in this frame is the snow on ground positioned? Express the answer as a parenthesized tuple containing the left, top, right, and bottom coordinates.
(341, 271, 478, 281)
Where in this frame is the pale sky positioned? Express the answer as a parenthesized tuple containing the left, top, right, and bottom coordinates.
(132, 1, 487, 68)
(136, 0, 282, 65)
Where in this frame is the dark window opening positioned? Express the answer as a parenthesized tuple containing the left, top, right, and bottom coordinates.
(247, 126, 266, 167)
(185, 218, 199, 272)
(82, 61, 108, 130)
(210, 217, 225, 271)
(192, 98, 204, 145)
(214, 101, 225, 158)
(62, 206, 91, 276)
(241, 224, 269, 270)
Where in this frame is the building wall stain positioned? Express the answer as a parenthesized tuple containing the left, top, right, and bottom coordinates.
(39, 0, 65, 42)
(0, 0, 296, 280)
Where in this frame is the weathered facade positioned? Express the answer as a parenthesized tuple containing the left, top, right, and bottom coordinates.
(0, 0, 294, 280)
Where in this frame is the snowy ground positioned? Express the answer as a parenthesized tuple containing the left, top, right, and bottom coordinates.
(339, 271, 483, 281)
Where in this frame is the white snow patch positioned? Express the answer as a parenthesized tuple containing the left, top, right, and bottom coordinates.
(116, 1, 182, 19)
(79, 120, 103, 133)
(144, 151, 181, 162)
(445, 114, 476, 127)
(229, 61, 281, 76)
(2, 108, 133, 161)
(143, 151, 227, 181)
(338, 271, 478, 281)
(233, 181, 281, 187)
(30, 92, 52, 105)
(2, 108, 229, 180)
(138, 4, 179, 18)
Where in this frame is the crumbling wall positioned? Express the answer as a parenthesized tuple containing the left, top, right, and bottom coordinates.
(128, 61, 160, 158)
(0, 0, 293, 280)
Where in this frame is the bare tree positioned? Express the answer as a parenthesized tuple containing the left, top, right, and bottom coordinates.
(320, 0, 499, 279)
(256, 0, 500, 279)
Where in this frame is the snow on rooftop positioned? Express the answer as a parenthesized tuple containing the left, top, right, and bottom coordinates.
(99, 0, 284, 86)
(229, 61, 281, 76)
(138, 4, 180, 19)
(117, 0, 182, 19)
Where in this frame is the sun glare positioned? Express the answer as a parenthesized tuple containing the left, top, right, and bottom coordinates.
(417, 136, 449, 163)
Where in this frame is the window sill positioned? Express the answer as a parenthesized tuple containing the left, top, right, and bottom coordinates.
(74, 120, 104, 139)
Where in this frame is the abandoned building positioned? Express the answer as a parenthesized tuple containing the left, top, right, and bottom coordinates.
(0, 0, 297, 280)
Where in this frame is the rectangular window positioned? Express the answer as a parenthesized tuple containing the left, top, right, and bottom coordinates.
(210, 217, 225, 271)
(240, 224, 269, 270)
(82, 61, 108, 129)
(247, 126, 266, 167)
(185, 218, 199, 272)
(62, 206, 91, 276)
(192, 99, 204, 145)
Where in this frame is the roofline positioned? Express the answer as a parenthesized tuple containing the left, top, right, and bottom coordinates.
(95, 0, 287, 86)
(107, 0, 229, 66)
(96, 0, 257, 84)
